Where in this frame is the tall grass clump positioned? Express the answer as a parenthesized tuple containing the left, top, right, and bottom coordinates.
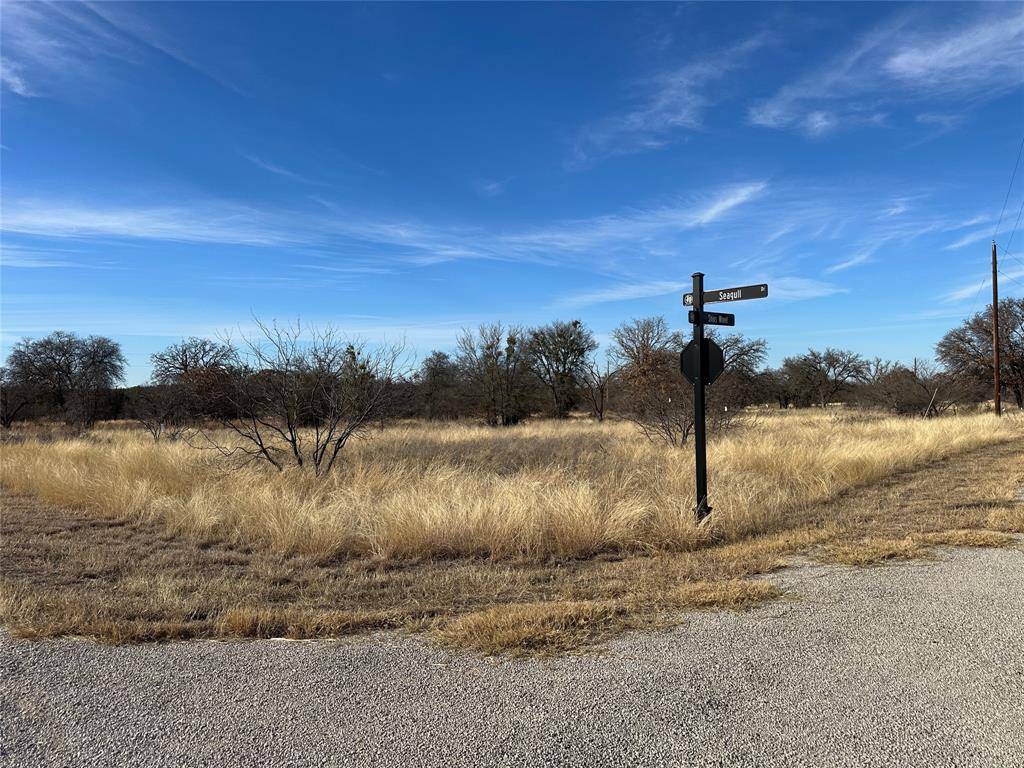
(1, 411, 1018, 561)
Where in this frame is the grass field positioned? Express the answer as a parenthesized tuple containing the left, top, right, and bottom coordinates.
(2, 410, 1023, 653)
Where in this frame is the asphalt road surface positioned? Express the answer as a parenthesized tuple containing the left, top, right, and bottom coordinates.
(3, 545, 1022, 768)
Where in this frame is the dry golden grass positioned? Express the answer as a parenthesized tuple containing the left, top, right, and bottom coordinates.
(431, 601, 630, 655)
(817, 527, 1020, 566)
(217, 607, 412, 640)
(435, 580, 783, 656)
(2, 410, 1022, 654)
(0, 491, 796, 652)
(917, 529, 1018, 548)
(819, 537, 931, 566)
(2, 410, 1019, 561)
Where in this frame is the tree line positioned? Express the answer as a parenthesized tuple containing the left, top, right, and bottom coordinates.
(2, 298, 1021, 453)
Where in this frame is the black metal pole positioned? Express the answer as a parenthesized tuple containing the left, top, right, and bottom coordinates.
(692, 272, 710, 521)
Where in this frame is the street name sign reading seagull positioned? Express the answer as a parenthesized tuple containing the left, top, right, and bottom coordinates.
(683, 283, 768, 307)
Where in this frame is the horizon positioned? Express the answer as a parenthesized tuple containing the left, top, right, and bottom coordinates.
(2, 1, 1023, 385)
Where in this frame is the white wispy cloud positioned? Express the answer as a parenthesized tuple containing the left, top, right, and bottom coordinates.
(560, 280, 688, 308)
(769, 277, 848, 301)
(474, 179, 509, 199)
(748, 19, 903, 136)
(952, 215, 989, 229)
(915, 113, 964, 129)
(0, 246, 86, 269)
(290, 263, 394, 275)
(0, 2, 241, 99)
(1, 57, 33, 96)
(503, 181, 768, 253)
(943, 278, 988, 303)
(8, 179, 985, 300)
(691, 182, 766, 225)
(882, 199, 911, 218)
(1, 243, 126, 274)
(942, 266, 1024, 303)
(944, 227, 992, 251)
(1, 200, 294, 246)
(0, 2, 138, 97)
(750, 8, 1024, 137)
(561, 273, 844, 309)
(0, 181, 768, 270)
(241, 153, 321, 185)
(824, 249, 873, 274)
(884, 12, 1024, 90)
(801, 111, 839, 137)
(16, 179, 982, 295)
(85, 2, 244, 93)
(570, 34, 767, 167)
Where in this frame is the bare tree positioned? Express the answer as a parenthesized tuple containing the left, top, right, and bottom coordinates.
(781, 348, 869, 407)
(913, 359, 985, 415)
(128, 384, 192, 441)
(414, 351, 463, 420)
(859, 359, 913, 413)
(612, 317, 689, 444)
(0, 366, 37, 428)
(579, 357, 617, 422)
(147, 337, 236, 422)
(861, 358, 978, 417)
(151, 337, 233, 385)
(753, 368, 789, 409)
(610, 316, 685, 376)
(456, 324, 536, 426)
(937, 298, 1024, 409)
(4, 331, 126, 426)
(527, 320, 597, 418)
(208, 321, 404, 475)
(711, 333, 769, 409)
(611, 316, 763, 446)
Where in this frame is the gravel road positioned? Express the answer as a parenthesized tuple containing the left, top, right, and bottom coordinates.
(3, 545, 1022, 768)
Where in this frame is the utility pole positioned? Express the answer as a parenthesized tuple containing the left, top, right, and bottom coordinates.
(992, 240, 1002, 417)
(691, 272, 710, 521)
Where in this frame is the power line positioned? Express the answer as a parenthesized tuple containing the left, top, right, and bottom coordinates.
(967, 132, 1024, 320)
(967, 134, 1024, 418)
(998, 267, 1024, 291)
(1001, 246, 1024, 273)
(993, 131, 1024, 241)
(997, 237, 1024, 272)
(964, 264, 989, 315)
(1000, 195, 1024, 263)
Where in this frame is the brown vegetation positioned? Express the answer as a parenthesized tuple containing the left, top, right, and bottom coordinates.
(0, 413, 1017, 560)
(2, 412, 1021, 655)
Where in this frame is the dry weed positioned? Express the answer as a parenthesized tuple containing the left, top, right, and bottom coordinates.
(819, 537, 930, 566)
(2, 411, 1022, 654)
(917, 530, 1018, 549)
(2, 411, 1018, 562)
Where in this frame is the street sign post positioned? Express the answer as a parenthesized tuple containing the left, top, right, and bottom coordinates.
(690, 273, 710, 521)
(683, 283, 768, 306)
(684, 273, 768, 522)
(681, 338, 725, 385)
(688, 310, 735, 327)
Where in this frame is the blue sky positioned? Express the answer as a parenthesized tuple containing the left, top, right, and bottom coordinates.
(1, 2, 1023, 384)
